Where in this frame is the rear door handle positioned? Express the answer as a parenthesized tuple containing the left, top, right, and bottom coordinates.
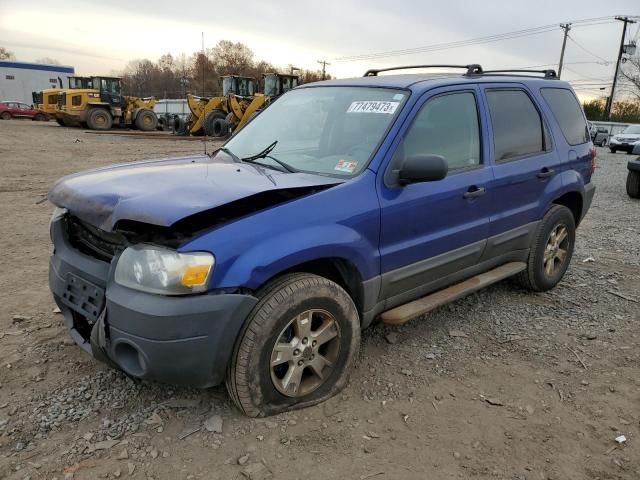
(463, 186, 486, 199)
(537, 167, 555, 179)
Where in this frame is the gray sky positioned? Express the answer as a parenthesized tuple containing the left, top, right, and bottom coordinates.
(1, 0, 639, 98)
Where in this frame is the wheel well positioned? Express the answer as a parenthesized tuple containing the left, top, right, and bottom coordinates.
(553, 191, 583, 225)
(278, 258, 365, 314)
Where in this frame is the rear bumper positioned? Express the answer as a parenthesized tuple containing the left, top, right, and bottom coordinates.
(581, 182, 596, 222)
(628, 159, 640, 172)
(49, 219, 258, 387)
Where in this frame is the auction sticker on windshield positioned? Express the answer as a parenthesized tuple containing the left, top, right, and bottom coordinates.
(347, 101, 400, 114)
(334, 159, 358, 173)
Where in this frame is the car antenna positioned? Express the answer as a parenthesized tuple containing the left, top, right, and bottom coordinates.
(201, 31, 210, 157)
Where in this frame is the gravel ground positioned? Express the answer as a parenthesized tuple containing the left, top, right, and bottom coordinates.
(0, 120, 639, 480)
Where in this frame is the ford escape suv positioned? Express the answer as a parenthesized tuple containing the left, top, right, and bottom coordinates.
(48, 64, 596, 417)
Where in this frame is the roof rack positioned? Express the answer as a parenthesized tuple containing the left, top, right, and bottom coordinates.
(479, 69, 558, 79)
(363, 64, 483, 77)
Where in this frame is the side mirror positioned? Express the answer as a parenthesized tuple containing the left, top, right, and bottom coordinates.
(398, 154, 448, 185)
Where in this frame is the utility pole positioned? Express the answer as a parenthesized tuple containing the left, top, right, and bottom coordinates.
(557, 23, 571, 79)
(605, 16, 637, 120)
(317, 60, 330, 80)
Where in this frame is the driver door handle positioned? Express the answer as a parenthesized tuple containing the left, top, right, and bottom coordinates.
(463, 186, 486, 199)
(537, 167, 555, 179)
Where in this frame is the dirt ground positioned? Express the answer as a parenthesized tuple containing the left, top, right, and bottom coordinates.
(0, 119, 639, 480)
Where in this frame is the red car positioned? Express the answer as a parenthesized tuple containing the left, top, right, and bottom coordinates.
(0, 101, 47, 121)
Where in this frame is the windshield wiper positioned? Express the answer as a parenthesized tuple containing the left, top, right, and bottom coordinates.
(241, 141, 298, 173)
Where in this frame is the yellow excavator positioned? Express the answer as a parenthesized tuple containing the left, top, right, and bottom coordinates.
(55, 76, 158, 130)
(182, 73, 299, 137)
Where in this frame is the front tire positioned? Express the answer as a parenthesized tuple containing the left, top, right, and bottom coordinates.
(610, 148, 617, 154)
(516, 205, 576, 292)
(226, 273, 360, 417)
(135, 109, 158, 131)
(86, 108, 112, 130)
(627, 170, 640, 199)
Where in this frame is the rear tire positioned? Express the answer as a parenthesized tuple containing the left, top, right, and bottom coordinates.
(226, 273, 360, 417)
(55, 118, 64, 126)
(516, 205, 576, 292)
(33, 113, 45, 121)
(601, 138, 607, 147)
(0, 112, 11, 120)
(627, 170, 640, 199)
(203, 110, 227, 137)
(610, 148, 617, 154)
(86, 109, 112, 130)
(134, 109, 158, 131)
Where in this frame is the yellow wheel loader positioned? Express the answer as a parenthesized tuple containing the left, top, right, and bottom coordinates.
(183, 73, 299, 138)
(56, 76, 158, 131)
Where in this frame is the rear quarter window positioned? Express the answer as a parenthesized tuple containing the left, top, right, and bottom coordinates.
(540, 88, 589, 145)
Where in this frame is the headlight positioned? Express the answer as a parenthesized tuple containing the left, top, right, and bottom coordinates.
(51, 206, 67, 224)
(114, 245, 214, 295)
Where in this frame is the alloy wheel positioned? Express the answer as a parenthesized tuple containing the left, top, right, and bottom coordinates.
(270, 309, 341, 397)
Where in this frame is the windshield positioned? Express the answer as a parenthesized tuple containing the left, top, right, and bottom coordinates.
(223, 86, 408, 176)
(622, 125, 640, 134)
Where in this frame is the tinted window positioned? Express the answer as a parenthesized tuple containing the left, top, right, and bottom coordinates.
(72, 95, 81, 106)
(541, 88, 588, 145)
(403, 92, 481, 170)
(486, 89, 545, 161)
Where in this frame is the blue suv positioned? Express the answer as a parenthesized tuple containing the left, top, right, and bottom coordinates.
(48, 65, 596, 416)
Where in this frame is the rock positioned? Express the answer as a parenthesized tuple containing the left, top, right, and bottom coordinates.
(127, 463, 135, 476)
(453, 451, 461, 459)
(585, 333, 597, 340)
(144, 412, 163, 425)
(401, 369, 412, 376)
(203, 414, 223, 433)
(449, 330, 468, 338)
(82, 432, 94, 441)
(582, 256, 595, 263)
(113, 470, 121, 478)
(425, 353, 436, 360)
(162, 451, 170, 458)
(12, 315, 30, 323)
(237, 454, 250, 465)
(150, 449, 158, 459)
(384, 332, 398, 344)
(525, 405, 535, 415)
(240, 462, 273, 480)
(485, 398, 504, 407)
(53, 307, 62, 314)
(116, 449, 129, 460)
(94, 439, 120, 450)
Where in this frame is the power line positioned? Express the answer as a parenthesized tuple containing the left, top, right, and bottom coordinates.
(333, 16, 621, 63)
(566, 35, 611, 63)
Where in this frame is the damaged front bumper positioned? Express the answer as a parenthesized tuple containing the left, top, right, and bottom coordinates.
(48, 219, 258, 388)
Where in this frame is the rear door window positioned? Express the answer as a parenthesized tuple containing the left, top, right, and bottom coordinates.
(486, 89, 547, 162)
(540, 88, 589, 145)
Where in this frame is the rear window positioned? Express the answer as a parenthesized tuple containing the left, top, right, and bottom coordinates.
(541, 88, 589, 145)
(486, 89, 546, 162)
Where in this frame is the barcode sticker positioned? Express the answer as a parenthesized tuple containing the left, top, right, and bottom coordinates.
(347, 101, 400, 114)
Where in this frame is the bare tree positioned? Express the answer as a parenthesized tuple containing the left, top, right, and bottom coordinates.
(0, 47, 15, 60)
(620, 54, 640, 102)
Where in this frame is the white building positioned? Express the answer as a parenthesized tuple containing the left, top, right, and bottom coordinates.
(0, 60, 75, 105)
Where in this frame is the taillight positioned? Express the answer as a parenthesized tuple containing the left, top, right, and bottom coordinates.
(591, 146, 597, 175)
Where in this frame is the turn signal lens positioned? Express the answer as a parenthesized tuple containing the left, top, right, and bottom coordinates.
(181, 265, 211, 287)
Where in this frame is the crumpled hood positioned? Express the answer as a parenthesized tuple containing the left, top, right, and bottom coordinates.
(49, 154, 344, 231)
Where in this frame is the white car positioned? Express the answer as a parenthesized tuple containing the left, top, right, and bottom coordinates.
(609, 125, 640, 154)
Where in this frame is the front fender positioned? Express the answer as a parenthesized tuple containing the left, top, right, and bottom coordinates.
(179, 170, 381, 291)
(216, 224, 377, 289)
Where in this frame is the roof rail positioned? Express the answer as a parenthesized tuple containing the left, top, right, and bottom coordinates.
(479, 69, 558, 79)
(363, 64, 483, 77)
